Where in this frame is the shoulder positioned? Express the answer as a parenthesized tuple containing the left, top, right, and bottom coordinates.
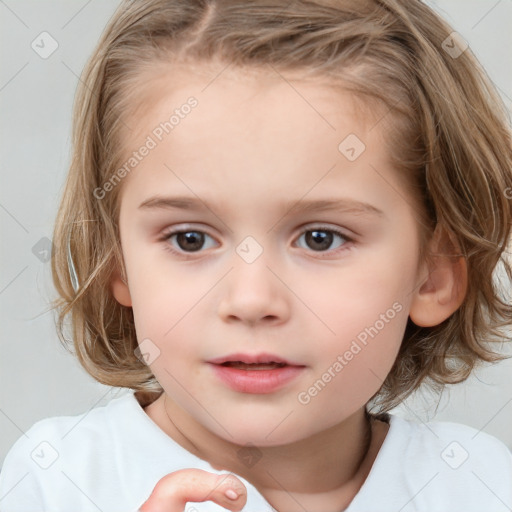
(0, 391, 136, 509)
(386, 413, 512, 509)
(393, 414, 512, 465)
(2, 390, 138, 465)
(0, 397, 113, 476)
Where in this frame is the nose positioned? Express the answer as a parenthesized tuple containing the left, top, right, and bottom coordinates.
(217, 251, 290, 327)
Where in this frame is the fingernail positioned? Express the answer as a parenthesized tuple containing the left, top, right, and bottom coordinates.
(225, 489, 239, 500)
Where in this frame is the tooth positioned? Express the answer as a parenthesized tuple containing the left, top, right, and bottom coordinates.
(228, 362, 285, 370)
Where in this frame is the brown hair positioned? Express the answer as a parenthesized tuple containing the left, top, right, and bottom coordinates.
(51, 0, 512, 412)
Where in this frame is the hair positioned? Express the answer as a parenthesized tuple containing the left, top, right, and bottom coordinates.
(50, 0, 512, 413)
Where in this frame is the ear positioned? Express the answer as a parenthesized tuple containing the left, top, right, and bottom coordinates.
(111, 267, 132, 307)
(409, 225, 467, 328)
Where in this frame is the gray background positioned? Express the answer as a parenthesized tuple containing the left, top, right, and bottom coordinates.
(1, 0, 511, 466)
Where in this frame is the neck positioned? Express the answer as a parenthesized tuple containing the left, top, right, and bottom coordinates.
(145, 392, 386, 510)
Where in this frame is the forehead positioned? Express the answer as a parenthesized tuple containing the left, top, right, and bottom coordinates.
(113, 62, 416, 222)
(120, 60, 384, 149)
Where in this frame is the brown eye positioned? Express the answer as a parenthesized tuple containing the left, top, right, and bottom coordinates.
(174, 231, 205, 252)
(295, 227, 352, 254)
(305, 230, 335, 251)
(162, 229, 217, 254)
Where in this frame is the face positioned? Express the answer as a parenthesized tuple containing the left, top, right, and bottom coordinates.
(111, 65, 426, 446)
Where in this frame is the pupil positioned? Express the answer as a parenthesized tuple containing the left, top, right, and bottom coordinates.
(306, 230, 332, 251)
(177, 231, 204, 252)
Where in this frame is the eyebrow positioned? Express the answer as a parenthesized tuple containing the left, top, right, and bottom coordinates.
(138, 195, 385, 218)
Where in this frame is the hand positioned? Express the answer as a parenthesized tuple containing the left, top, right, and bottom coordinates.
(138, 468, 248, 512)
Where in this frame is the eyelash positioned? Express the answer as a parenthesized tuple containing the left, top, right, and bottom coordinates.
(159, 225, 354, 260)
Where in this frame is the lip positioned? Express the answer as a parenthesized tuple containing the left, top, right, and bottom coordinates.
(206, 352, 306, 394)
(207, 352, 303, 366)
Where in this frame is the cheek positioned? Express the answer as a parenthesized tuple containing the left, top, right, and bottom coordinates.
(310, 244, 415, 345)
(295, 303, 409, 427)
(123, 245, 187, 333)
(297, 248, 416, 412)
(127, 264, 214, 365)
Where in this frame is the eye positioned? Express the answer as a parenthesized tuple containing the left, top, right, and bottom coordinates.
(159, 225, 354, 259)
(295, 226, 353, 256)
(161, 227, 217, 256)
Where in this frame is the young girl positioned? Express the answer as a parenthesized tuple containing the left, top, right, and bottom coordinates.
(1, 0, 511, 510)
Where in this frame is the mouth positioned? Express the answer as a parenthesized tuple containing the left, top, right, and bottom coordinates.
(218, 361, 288, 370)
(207, 352, 304, 368)
(206, 353, 306, 394)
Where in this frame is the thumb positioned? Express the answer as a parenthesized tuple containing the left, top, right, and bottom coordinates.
(138, 468, 248, 512)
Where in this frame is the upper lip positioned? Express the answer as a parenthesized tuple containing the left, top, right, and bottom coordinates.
(207, 352, 305, 366)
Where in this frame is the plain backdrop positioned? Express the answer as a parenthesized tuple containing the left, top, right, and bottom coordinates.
(1, 0, 511, 468)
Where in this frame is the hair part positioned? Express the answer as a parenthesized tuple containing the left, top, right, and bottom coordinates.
(51, 0, 512, 412)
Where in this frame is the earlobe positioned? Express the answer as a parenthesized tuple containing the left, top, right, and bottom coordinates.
(409, 226, 468, 328)
(111, 269, 132, 307)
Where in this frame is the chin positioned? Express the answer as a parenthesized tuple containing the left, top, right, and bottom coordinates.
(211, 422, 308, 448)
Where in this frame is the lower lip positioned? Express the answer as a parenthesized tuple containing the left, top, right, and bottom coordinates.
(208, 363, 305, 394)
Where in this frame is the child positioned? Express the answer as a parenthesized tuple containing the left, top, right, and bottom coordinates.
(1, 0, 512, 510)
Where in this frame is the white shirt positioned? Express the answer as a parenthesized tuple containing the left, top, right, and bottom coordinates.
(0, 389, 511, 512)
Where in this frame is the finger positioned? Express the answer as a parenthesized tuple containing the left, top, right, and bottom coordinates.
(138, 469, 248, 512)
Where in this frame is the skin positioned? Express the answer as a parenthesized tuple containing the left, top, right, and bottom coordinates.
(111, 64, 467, 512)
(138, 469, 248, 511)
